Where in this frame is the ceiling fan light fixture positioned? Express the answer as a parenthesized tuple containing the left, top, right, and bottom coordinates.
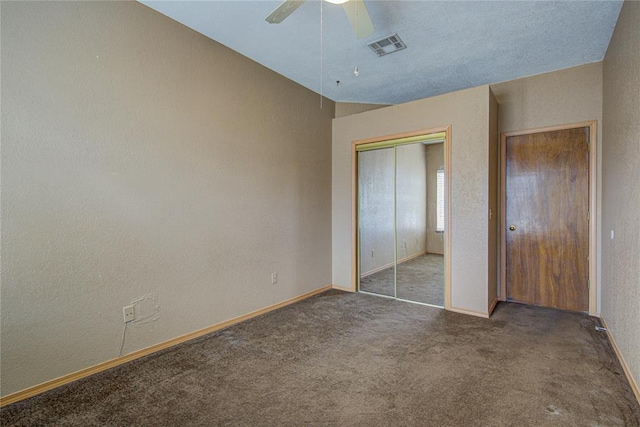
(266, 0, 373, 38)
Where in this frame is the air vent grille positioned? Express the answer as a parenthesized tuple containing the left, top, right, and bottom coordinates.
(368, 33, 407, 57)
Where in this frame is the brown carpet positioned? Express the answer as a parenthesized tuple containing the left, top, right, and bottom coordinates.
(2, 290, 639, 426)
(360, 253, 444, 306)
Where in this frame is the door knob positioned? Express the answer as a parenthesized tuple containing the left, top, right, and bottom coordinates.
(509, 225, 516, 231)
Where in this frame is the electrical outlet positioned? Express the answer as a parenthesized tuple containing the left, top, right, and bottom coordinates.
(123, 305, 135, 323)
(271, 273, 278, 285)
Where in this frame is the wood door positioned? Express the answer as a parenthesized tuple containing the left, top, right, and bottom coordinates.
(505, 127, 589, 312)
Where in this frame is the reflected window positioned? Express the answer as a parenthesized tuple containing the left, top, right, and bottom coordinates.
(436, 168, 444, 232)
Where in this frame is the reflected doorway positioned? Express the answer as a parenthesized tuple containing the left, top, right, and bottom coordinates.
(357, 133, 445, 307)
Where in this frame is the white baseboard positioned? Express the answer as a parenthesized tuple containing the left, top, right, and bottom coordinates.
(600, 316, 640, 405)
(360, 250, 429, 278)
(0, 285, 332, 407)
(332, 284, 355, 292)
(488, 298, 499, 316)
(448, 305, 490, 318)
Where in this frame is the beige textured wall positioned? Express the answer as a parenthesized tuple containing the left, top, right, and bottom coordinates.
(490, 63, 603, 312)
(333, 86, 491, 315)
(490, 63, 603, 135)
(358, 143, 428, 275)
(395, 144, 428, 261)
(335, 103, 389, 118)
(0, 1, 334, 397)
(425, 143, 444, 255)
(602, 0, 640, 396)
(358, 148, 396, 275)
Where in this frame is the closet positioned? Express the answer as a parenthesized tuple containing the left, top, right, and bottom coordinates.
(357, 134, 445, 307)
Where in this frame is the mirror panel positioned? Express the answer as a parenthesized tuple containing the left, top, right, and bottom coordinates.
(395, 143, 428, 303)
(395, 142, 445, 305)
(358, 148, 395, 298)
(357, 139, 445, 307)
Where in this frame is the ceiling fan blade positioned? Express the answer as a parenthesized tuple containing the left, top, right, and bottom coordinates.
(265, 0, 306, 24)
(342, 0, 374, 38)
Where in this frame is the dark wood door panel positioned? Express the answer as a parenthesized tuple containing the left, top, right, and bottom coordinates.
(506, 127, 589, 312)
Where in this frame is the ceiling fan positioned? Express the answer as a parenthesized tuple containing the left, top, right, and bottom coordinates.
(265, 0, 375, 39)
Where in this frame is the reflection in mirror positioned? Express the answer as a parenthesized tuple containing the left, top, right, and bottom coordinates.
(358, 147, 395, 297)
(357, 140, 445, 307)
(395, 142, 444, 306)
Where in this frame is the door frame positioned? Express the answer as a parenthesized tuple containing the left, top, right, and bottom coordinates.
(351, 126, 452, 310)
(499, 121, 597, 315)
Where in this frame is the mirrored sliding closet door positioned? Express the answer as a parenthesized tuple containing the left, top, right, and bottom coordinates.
(358, 139, 445, 307)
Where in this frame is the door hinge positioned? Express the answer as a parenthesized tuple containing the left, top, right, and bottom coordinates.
(587, 279, 590, 289)
(587, 210, 590, 221)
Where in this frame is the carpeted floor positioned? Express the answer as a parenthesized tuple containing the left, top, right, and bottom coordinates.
(2, 290, 639, 426)
(360, 253, 444, 306)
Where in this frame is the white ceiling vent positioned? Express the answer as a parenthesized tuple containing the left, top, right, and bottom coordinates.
(368, 34, 407, 57)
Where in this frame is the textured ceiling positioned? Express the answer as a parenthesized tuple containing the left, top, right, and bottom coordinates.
(139, 0, 622, 105)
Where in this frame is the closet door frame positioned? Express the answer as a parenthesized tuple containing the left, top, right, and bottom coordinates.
(351, 126, 452, 310)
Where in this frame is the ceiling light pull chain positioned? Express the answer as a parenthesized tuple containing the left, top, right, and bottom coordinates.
(320, 0, 324, 109)
(354, 0, 359, 77)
